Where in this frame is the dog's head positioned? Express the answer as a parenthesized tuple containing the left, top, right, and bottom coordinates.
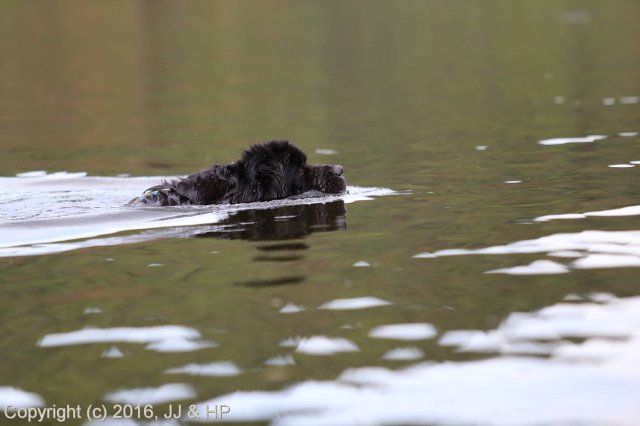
(302, 163, 346, 194)
(237, 140, 346, 202)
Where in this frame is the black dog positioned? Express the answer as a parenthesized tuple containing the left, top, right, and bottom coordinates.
(128, 140, 346, 206)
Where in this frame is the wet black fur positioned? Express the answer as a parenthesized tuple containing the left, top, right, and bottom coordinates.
(129, 140, 346, 206)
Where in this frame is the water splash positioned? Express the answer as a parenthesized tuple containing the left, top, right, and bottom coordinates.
(0, 173, 396, 257)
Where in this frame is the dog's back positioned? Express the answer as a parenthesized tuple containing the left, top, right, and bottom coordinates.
(128, 164, 237, 206)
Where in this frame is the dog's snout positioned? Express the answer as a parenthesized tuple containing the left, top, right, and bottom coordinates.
(331, 164, 344, 176)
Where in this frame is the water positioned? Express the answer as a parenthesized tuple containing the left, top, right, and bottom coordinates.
(1, 1, 640, 425)
(0, 172, 392, 256)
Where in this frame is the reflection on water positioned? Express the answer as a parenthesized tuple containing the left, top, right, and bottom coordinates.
(538, 134, 606, 145)
(382, 347, 425, 361)
(368, 323, 437, 341)
(196, 200, 347, 242)
(2, 1, 640, 425)
(318, 296, 391, 310)
(415, 205, 640, 274)
(236, 276, 306, 288)
(0, 174, 388, 256)
(165, 361, 242, 378)
(0, 388, 45, 410)
(37, 325, 213, 350)
(295, 336, 360, 356)
(190, 294, 640, 425)
(197, 201, 347, 288)
(105, 383, 196, 406)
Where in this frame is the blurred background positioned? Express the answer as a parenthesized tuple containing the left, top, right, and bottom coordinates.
(1, 1, 638, 181)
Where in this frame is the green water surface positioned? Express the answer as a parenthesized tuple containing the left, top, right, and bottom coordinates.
(1, 1, 639, 424)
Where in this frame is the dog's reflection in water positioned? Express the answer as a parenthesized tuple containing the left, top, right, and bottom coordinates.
(196, 200, 346, 287)
(197, 200, 346, 241)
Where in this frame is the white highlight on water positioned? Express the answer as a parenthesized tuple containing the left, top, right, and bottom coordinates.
(318, 297, 391, 310)
(368, 323, 437, 341)
(314, 149, 339, 155)
(416, 230, 640, 273)
(294, 336, 359, 355)
(279, 303, 305, 314)
(619, 96, 639, 104)
(537, 135, 606, 145)
(188, 295, 640, 425)
(0, 387, 45, 410)
(145, 337, 217, 353)
(104, 383, 196, 405)
(265, 355, 296, 366)
(381, 347, 425, 361)
(101, 346, 125, 358)
(486, 260, 569, 275)
(38, 325, 203, 348)
(165, 362, 241, 377)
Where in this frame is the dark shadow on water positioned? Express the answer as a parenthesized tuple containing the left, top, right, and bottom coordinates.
(253, 254, 304, 262)
(257, 242, 310, 251)
(235, 275, 306, 288)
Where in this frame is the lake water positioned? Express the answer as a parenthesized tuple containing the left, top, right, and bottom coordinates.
(1, 2, 640, 425)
